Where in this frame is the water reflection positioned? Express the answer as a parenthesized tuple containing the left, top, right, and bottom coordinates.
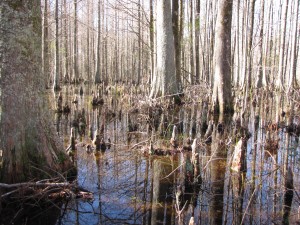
(49, 87, 300, 225)
(151, 158, 173, 225)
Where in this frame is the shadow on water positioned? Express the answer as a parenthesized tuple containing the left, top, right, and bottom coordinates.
(41, 86, 300, 225)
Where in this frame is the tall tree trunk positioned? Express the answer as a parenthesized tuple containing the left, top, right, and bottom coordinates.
(86, 0, 90, 84)
(137, 0, 141, 85)
(172, 0, 182, 89)
(212, 0, 234, 114)
(246, 0, 256, 90)
(95, 0, 101, 84)
(53, 0, 60, 91)
(288, 0, 299, 90)
(63, 0, 69, 83)
(43, 0, 50, 88)
(149, 0, 154, 85)
(276, 0, 289, 90)
(0, 0, 75, 183)
(195, 0, 200, 84)
(73, 0, 79, 84)
(255, 0, 264, 89)
(189, 0, 195, 84)
(150, 0, 179, 100)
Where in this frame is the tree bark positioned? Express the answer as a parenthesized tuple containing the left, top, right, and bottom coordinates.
(276, 0, 289, 90)
(43, 0, 50, 88)
(212, 0, 233, 114)
(63, 0, 69, 83)
(53, 0, 60, 91)
(73, 0, 79, 84)
(150, 0, 179, 99)
(0, 0, 75, 183)
(255, 0, 264, 88)
(246, 0, 256, 90)
(195, 0, 200, 84)
(172, 0, 183, 90)
(95, 0, 101, 84)
(288, 0, 299, 90)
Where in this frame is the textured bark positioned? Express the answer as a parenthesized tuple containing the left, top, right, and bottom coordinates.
(172, 0, 181, 86)
(212, 0, 233, 114)
(195, 0, 200, 84)
(246, 0, 256, 90)
(95, 0, 101, 84)
(43, 0, 50, 88)
(255, 0, 264, 88)
(73, 0, 79, 83)
(288, 0, 299, 90)
(188, 0, 195, 85)
(63, 0, 69, 83)
(149, 0, 154, 84)
(0, 0, 75, 183)
(53, 0, 60, 91)
(150, 0, 179, 99)
(86, 0, 90, 84)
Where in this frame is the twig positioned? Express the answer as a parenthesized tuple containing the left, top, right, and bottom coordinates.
(161, 162, 184, 180)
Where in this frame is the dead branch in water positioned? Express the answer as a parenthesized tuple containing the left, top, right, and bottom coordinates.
(0, 181, 93, 202)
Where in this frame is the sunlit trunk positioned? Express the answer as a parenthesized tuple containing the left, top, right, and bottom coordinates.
(150, 0, 179, 99)
(95, 0, 101, 84)
(276, 0, 289, 90)
(73, 0, 79, 83)
(212, 0, 233, 114)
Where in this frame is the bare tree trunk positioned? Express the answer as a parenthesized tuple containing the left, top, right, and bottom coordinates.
(276, 0, 289, 90)
(149, 0, 154, 85)
(234, 0, 240, 87)
(195, 0, 200, 84)
(172, 0, 182, 90)
(150, 0, 179, 100)
(63, 0, 69, 83)
(53, 0, 60, 91)
(137, 0, 141, 85)
(43, 0, 50, 88)
(73, 0, 79, 84)
(95, 0, 101, 84)
(288, 0, 299, 90)
(212, 0, 234, 114)
(86, 0, 90, 84)
(0, 0, 75, 183)
(246, 0, 256, 90)
(189, 0, 195, 84)
(255, 0, 264, 89)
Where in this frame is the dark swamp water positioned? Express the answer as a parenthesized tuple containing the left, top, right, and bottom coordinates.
(49, 85, 300, 225)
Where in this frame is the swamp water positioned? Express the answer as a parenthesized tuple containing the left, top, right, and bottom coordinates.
(51, 86, 300, 225)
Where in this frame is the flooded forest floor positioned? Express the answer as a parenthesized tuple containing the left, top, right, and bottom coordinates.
(50, 84, 300, 224)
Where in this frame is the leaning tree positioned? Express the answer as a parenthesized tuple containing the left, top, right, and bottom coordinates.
(0, 0, 75, 183)
(149, 0, 181, 100)
(212, 0, 234, 114)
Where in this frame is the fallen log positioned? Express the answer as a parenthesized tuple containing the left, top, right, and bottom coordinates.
(0, 180, 93, 224)
(0, 181, 93, 201)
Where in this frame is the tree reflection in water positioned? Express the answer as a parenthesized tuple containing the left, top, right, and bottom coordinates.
(53, 89, 300, 225)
